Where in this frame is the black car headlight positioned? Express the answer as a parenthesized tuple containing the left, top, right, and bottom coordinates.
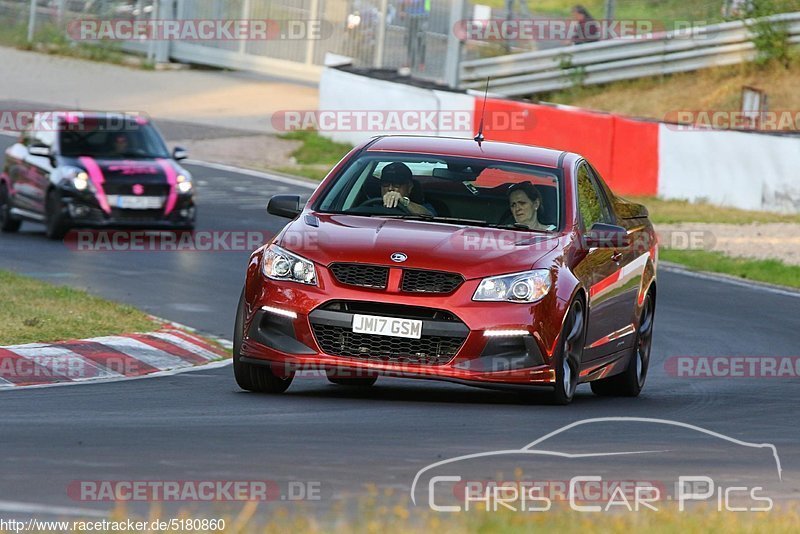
(473, 269, 552, 303)
(262, 244, 317, 286)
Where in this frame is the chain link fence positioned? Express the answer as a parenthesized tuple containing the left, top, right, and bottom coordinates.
(1, 1, 784, 86)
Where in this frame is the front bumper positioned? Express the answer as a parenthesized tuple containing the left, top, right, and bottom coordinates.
(61, 187, 195, 228)
(241, 267, 563, 388)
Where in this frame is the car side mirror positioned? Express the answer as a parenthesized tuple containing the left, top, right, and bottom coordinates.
(584, 223, 630, 248)
(28, 145, 51, 157)
(172, 146, 188, 160)
(267, 194, 302, 219)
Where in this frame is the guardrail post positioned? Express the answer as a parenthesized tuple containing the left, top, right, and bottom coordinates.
(305, 0, 320, 65)
(27, 0, 36, 42)
(374, 0, 389, 68)
(445, 0, 466, 88)
(152, 0, 171, 64)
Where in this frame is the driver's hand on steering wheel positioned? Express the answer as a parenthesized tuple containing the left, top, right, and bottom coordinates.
(383, 190, 406, 209)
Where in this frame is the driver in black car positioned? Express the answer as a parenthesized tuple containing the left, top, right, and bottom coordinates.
(379, 162, 434, 216)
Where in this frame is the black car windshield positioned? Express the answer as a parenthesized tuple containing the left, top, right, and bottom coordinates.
(58, 119, 170, 159)
(315, 153, 562, 232)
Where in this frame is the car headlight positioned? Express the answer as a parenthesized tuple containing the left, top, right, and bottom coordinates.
(262, 244, 317, 285)
(62, 166, 91, 191)
(176, 173, 192, 194)
(473, 269, 552, 303)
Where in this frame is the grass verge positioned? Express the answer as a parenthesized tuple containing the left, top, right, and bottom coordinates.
(660, 249, 800, 289)
(276, 131, 353, 181)
(0, 22, 152, 68)
(542, 57, 799, 122)
(475, 0, 726, 28)
(0, 270, 158, 345)
(627, 196, 800, 225)
(62, 501, 800, 533)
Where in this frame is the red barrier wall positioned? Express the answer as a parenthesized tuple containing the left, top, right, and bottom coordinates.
(475, 98, 658, 196)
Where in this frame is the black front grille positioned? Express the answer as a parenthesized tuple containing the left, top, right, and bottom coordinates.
(401, 269, 464, 294)
(104, 183, 169, 196)
(330, 263, 388, 289)
(309, 302, 469, 366)
(311, 324, 464, 365)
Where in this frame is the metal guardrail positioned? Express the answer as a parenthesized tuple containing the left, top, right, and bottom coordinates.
(460, 13, 800, 96)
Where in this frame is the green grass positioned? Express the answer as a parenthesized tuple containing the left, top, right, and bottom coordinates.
(659, 249, 800, 289)
(627, 197, 800, 225)
(276, 130, 353, 181)
(0, 270, 158, 345)
(278, 130, 353, 166)
(84, 500, 800, 533)
(0, 21, 144, 67)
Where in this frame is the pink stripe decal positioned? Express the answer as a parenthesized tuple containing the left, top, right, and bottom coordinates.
(78, 157, 111, 214)
(156, 158, 178, 215)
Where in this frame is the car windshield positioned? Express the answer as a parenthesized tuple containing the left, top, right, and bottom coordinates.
(58, 119, 170, 159)
(314, 153, 561, 232)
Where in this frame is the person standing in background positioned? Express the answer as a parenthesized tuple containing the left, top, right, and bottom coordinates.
(401, 0, 430, 70)
(570, 4, 601, 44)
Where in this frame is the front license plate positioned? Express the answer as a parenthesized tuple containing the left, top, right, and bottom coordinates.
(352, 314, 423, 339)
(114, 195, 164, 209)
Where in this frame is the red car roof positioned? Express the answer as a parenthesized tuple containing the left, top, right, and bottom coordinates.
(366, 136, 565, 169)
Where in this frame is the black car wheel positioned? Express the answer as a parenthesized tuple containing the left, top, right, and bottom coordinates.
(232, 289, 294, 393)
(0, 183, 22, 233)
(550, 298, 586, 405)
(44, 189, 69, 240)
(591, 292, 654, 397)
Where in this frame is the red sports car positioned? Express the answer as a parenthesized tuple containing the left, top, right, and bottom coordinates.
(233, 136, 657, 404)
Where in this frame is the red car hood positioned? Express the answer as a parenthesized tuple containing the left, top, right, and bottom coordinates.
(277, 213, 559, 280)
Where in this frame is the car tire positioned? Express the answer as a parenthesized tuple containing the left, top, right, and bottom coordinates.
(549, 297, 586, 405)
(326, 372, 378, 387)
(44, 189, 69, 240)
(0, 183, 22, 233)
(591, 292, 654, 397)
(232, 289, 294, 393)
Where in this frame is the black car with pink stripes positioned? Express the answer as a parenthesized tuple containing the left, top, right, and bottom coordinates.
(0, 112, 195, 239)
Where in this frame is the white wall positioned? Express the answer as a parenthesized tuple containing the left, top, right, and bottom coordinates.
(659, 125, 800, 213)
(321, 68, 800, 213)
(318, 68, 475, 146)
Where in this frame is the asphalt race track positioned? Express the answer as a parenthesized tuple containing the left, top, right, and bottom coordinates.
(0, 134, 798, 517)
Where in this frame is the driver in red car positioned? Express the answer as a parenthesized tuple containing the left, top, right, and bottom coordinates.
(379, 162, 434, 216)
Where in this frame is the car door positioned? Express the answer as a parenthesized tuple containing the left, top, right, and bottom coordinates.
(574, 162, 635, 361)
(6, 127, 38, 213)
(23, 124, 57, 215)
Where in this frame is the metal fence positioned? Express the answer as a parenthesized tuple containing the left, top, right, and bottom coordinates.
(3, 1, 798, 91)
(460, 11, 800, 97)
(0, 0, 467, 84)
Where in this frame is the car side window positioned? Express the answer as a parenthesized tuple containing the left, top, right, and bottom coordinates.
(32, 128, 56, 148)
(576, 163, 613, 231)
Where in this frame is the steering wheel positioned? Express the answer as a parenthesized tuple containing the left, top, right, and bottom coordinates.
(357, 196, 412, 214)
